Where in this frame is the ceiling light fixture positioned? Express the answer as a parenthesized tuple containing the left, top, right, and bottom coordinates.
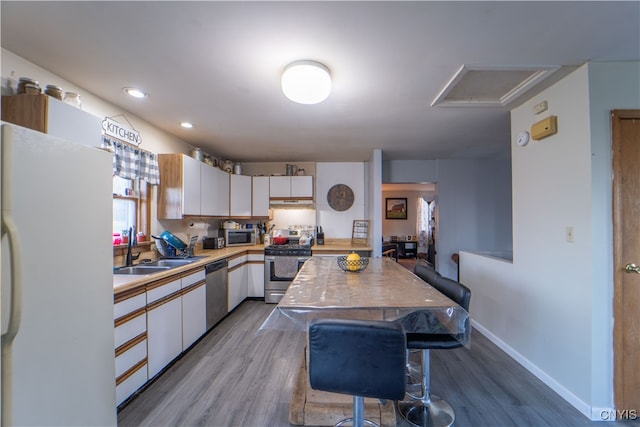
(281, 60, 331, 104)
(179, 122, 194, 129)
(123, 87, 148, 98)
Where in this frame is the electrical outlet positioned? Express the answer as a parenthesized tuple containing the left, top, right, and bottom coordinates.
(565, 226, 574, 242)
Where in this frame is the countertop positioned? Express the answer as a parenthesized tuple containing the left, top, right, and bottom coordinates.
(113, 239, 373, 295)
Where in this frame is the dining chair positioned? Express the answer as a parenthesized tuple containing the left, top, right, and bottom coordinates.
(397, 275, 471, 427)
(308, 318, 407, 427)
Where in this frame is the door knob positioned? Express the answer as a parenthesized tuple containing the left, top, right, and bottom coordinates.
(625, 263, 640, 274)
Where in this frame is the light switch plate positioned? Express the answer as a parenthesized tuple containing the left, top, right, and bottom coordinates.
(534, 100, 548, 115)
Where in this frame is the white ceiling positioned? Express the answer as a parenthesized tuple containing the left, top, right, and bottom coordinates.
(2, 1, 638, 163)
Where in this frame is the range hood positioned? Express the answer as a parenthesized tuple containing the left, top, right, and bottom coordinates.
(269, 198, 315, 208)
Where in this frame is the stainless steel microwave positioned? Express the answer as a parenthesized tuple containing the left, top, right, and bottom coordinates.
(222, 229, 256, 246)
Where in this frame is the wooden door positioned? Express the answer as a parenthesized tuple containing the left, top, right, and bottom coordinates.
(612, 109, 640, 412)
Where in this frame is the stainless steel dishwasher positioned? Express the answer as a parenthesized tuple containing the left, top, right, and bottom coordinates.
(205, 259, 228, 329)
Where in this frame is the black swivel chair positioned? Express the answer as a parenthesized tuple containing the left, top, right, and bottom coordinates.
(308, 318, 407, 427)
(398, 275, 471, 427)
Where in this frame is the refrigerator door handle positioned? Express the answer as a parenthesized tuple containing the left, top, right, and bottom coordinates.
(1, 124, 24, 427)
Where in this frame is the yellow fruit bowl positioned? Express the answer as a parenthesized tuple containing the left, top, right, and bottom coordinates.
(337, 255, 370, 273)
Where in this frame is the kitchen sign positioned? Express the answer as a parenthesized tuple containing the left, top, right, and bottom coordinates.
(102, 117, 142, 146)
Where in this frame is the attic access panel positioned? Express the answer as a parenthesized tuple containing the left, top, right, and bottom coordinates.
(431, 65, 560, 107)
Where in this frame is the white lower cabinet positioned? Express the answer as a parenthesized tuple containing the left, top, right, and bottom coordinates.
(182, 283, 206, 350)
(114, 288, 148, 406)
(228, 254, 249, 312)
(147, 292, 183, 379)
(116, 363, 148, 406)
(247, 254, 265, 298)
(228, 262, 248, 312)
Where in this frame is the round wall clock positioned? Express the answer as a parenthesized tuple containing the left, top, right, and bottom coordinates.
(327, 184, 354, 212)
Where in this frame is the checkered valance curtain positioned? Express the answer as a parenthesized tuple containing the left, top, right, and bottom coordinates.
(101, 136, 160, 185)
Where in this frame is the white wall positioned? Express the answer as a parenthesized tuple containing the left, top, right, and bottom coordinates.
(460, 61, 640, 419)
(383, 157, 512, 278)
(316, 162, 366, 239)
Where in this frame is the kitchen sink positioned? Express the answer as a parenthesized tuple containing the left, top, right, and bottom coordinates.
(114, 266, 173, 275)
(143, 258, 200, 267)
(114, 256, 208, 275)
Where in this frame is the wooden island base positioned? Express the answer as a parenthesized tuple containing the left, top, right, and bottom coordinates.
(289, 349, 396, 427)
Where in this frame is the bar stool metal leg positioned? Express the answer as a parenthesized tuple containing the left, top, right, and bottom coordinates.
(397, 350, 455, 427)
(334, 396, 379, 427)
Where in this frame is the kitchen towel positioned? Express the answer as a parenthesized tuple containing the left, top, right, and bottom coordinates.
(274, 256, 300, 279)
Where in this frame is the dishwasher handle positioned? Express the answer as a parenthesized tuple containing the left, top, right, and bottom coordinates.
(205, 259, 228, 274)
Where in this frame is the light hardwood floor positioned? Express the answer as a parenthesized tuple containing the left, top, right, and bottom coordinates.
(118, 300, 637, 427)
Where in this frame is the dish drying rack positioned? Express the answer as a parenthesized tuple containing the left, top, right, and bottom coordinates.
(156, 235, 199, 258)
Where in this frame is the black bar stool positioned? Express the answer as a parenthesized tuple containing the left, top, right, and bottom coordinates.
(308, 318, 407, 427)
(397, 275, 471, 427)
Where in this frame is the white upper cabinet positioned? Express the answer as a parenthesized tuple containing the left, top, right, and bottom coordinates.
(252, 176, 270, 217)
(182, 155, 201, 216)
(158, 154, 201, 219)
(2, 94, 102, 147)
(230, 174, 252, 217)
(214, 167, 230, 216)
(201, 163, 230, 217)
(158, 154, 230, 218)
(291, 176, 313, 198)
(269, 176, 313, 199)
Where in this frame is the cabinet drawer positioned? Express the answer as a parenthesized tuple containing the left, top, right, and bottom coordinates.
(114, 311, 146, 348)
(115, 335, 147, 378)
(228, 254, 248, 269)
(114, 292, 146, 320)
(147, 277, 181, 304)
(182, 269, 205, 288)
(248, 253, 264, 262)
(116, 361, 147, 406)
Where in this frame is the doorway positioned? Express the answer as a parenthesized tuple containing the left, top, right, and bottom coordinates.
(612, 109, 640, 412)
(381, 182, 437, 268)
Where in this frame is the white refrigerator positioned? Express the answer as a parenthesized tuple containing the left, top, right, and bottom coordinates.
(1, 122, 117, 426)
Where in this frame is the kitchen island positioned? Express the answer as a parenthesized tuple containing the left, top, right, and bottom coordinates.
(262, 256, 468, 337)
(260, 256, 469, 426)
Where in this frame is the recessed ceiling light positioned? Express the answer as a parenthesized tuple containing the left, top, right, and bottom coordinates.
(180, 122, 194, 129)
(123, 87, 148, 98)
(282, 60, 331, 104)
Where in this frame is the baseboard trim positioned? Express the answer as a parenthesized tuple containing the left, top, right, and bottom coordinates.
(470, 320, 607, 421)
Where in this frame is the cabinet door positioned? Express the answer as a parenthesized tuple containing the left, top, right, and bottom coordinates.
(269, 176, 291, 198)
(214, 167, 230, 216)
(252, 176, 270, 217)
(228, 265, 248, 312)
(147, 295, 182, 378)
(181, 283, 206, 350)
(291, 176, 313, 198)
(230, 174, 252, 217)
(182, 155, 201, 216)
(247, 262, 265, 298)
(200, 163, 218, 216)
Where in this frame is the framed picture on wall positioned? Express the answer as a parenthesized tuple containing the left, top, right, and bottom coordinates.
(385, 198, 407, 220)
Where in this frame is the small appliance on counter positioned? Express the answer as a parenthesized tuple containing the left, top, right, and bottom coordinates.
(203, 236, 225, 249)
(221, 228, 256, 247)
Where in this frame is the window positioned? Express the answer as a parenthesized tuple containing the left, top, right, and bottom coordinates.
(112, 176, 150, 244)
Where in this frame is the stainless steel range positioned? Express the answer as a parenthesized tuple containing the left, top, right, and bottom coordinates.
(264, 230, 313, 303)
